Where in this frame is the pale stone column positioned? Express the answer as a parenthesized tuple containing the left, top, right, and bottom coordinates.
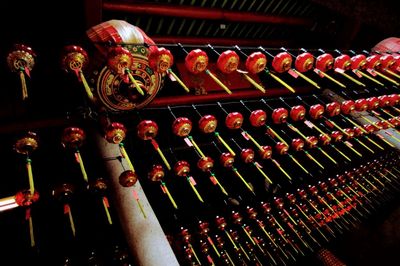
(94, 132, 179, 266)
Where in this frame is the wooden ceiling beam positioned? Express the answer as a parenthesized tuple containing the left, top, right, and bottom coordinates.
(151, 36, 291, 47)
(103, 2, 313, 27)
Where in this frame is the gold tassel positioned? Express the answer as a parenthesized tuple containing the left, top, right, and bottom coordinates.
(206, 70, 232, 94)
(102, 197, 113, 225)
(161, 182, 178, 209)
(26, 158, 35, 195)
(26, 209, 35, 247)
(19, 71, 28, 100)
(79, 70, 94, 101)
(75, 150, 88, 183)
(65, 204, 76, 237)
(127, 71, 145, 95)
(119, 144, 135, 172)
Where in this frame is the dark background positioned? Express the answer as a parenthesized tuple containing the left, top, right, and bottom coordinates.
(0, 0, 399, 265)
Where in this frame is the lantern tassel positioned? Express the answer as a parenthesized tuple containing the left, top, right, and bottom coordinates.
(75, 150, 89, 183)
(78, 71, 94, 101)
(102, 197, 113, 225)
(168, 69, 190, 92)
(119, 144, 135, 172)
(26, 158, 35, 195)
(161, 182, 178, 209)
(19, 71, 28, 100)
(127, 70, 145, 95)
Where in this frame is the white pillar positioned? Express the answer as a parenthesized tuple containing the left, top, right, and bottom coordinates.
(94, 132, 179, 266)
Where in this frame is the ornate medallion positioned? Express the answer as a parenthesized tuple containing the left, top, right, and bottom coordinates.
(93, 46, 162, 112)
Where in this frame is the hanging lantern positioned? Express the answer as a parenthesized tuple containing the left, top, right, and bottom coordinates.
(61, 127, 89, 183)
(61, 45, 94, 102)
(14, 132, 39, 195)
(7, 44, 36, 100)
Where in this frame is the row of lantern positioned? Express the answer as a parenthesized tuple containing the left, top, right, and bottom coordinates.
(7, 43, 400, 104)
(9, 100, 399, 261)
(13, 90, 399, 209)
(104, 91, 400, 209)
(172, 154, 400, 265)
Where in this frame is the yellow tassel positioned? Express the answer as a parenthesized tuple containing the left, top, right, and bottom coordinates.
(119, 144, 135, 172)
(233, 168, 254, 193)
(66, 204, 76, 237)
(338, 71, 366, 86)
(156, 147, 171, 170)
(254, 162, 274, 183)
(206, 70, 232, 94)
(28, 215, 35, 247)
(318, 147, 337, 164)
(132, 189, 147, 219)
(127, 71, 145, 95)
(268, 71, 296, 93)
(161, 182, 178, 209)
(288, 154, 310, 174)
(293, 69, 320, 88)
(242, 73, 266, 93)
(215, 133, 236, 156)
(188, 136, 206, 158)
(26, 158, 35, 195)
(19, 71, 28, 100)
(187, 177, 204, 203)
(316, 70, 346, 87)
(375, 70, 399, 85)
(167, 69, 190, 92)
(102, 197, 113, 225)
(75, 151, 88, 183)
(79, 71, 94, 101)
(357, 70, 384, 86)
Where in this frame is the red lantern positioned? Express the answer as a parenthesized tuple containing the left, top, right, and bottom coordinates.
(379, 54, 395, 70)
(272, 108, 288, 124)
(389, 94, 400, 106)
(172, 117, 192, 137)
(137, 120, 158, 140)
(245, 52, 267, 74)
(185, 49, 208, 74)
(355, 98, 368, 112)
(275, 142, 289, 155)
(198, 115, 218, 133)
(249, 110, 267, 127)
(148, 47, 174, 73)
(331, 131, 343, 142)
(241, 148, 255, 163)
(217, 50, 240, 74)
(366, 97, 380, 110)
(334, 54, 352, 70)
(225, 112, 243, 129)
(295, 52, 314, 72)
(378, 95, 391, 107)
(366, 55, 381, 70)
(220, 153, 235, 168)
(309, 104, 325, 120)
(316, 53, 334, 72)
(326, 101, 341, 117)
(350, 54, 367, 70)
(291, 138, 304, 151)
(341, 100, 356, 114)
(258, 145, 272, 159)
(319, 134, 331, 145)
(290, 105, 306, 121)
(271, 52, 292, 73)
(174, 161, 191, 177)
(105, 122, 127, 144)
(197, 157, 214, 172)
